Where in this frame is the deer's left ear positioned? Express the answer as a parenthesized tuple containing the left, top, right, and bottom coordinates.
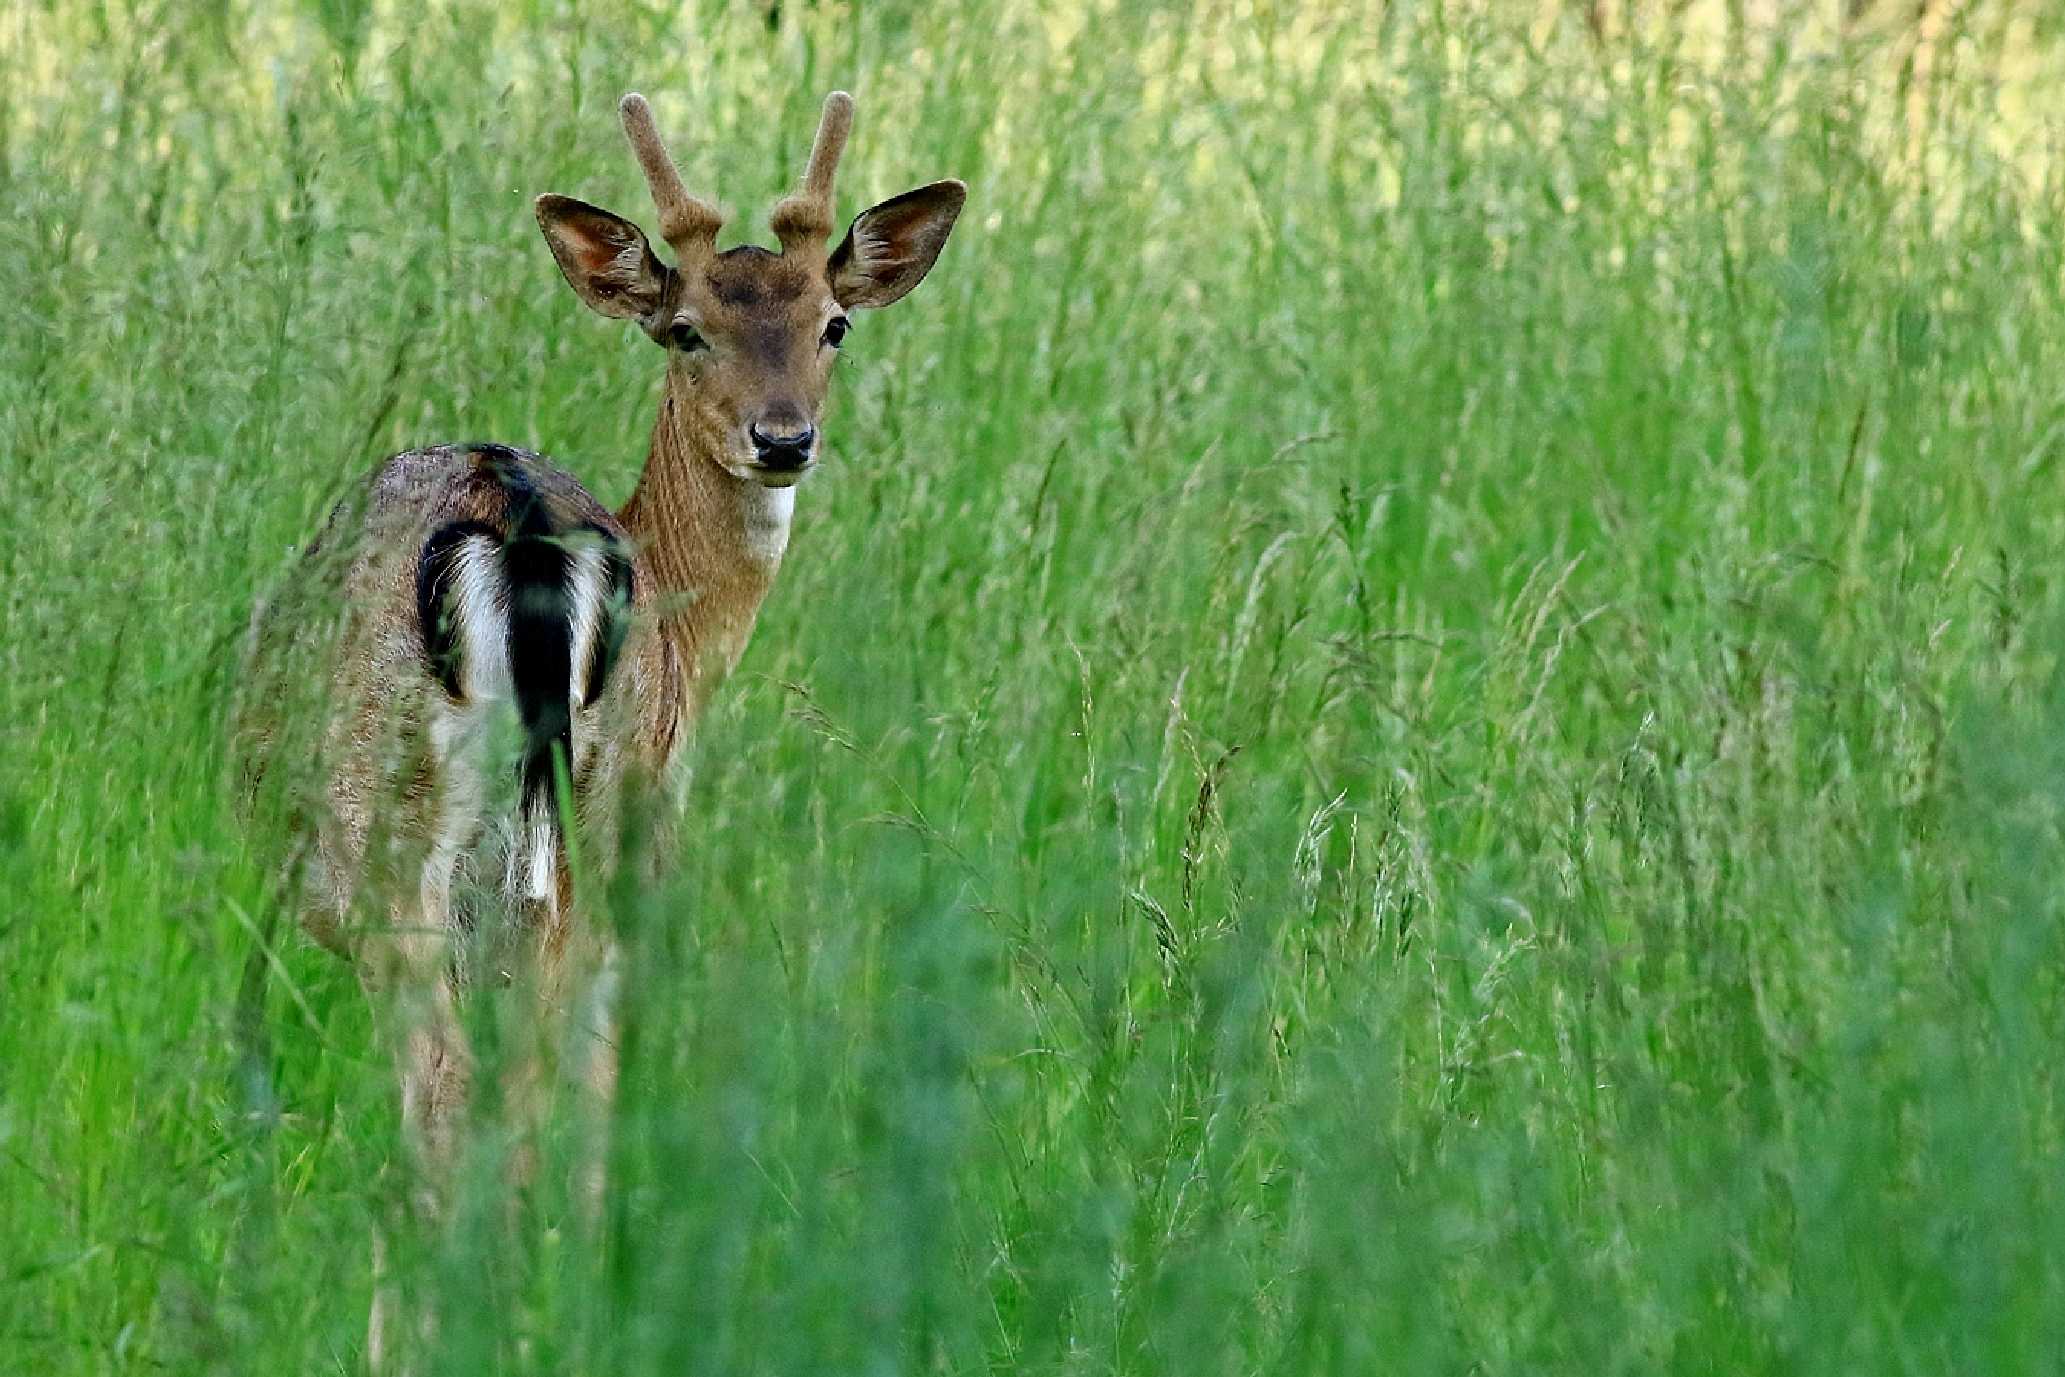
(535, 193, 671, 321)
(829, 180, 966, 310)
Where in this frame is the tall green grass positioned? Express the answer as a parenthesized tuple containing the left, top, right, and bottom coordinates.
(7, 1, 2065, 1371)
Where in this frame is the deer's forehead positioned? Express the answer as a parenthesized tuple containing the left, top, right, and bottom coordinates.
(693, 249, 824, 316)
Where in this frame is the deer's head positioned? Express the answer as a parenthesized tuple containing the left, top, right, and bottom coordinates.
(535, 92, 963, 488)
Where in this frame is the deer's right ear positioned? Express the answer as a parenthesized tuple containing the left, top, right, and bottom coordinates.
(535, 194, 670, 321)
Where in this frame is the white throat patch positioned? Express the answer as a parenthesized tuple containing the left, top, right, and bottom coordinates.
(742, 484, 795, 566)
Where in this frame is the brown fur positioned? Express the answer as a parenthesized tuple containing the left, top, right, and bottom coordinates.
(237, 90, 963, 1370)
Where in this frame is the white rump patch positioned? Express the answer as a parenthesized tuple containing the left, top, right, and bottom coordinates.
(446, 534, 513, 702)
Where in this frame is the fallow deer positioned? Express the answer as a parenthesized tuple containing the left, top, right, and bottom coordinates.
(240, 87, 962, 1334)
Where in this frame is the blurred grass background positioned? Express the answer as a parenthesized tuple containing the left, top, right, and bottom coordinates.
(7, 0, 2065, 1371)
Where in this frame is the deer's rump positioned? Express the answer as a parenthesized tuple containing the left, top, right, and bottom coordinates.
(411, 445, 636, 842)
(240, 442, 645, 948)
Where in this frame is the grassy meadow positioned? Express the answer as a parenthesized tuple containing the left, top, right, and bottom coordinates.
(8, 0, 2065, 1371)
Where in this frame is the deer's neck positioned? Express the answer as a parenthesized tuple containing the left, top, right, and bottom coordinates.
(618, 394, 793, 713)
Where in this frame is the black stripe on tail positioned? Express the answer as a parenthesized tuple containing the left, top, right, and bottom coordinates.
(413, 448, 635, 840)
(494, 466, 575, 826)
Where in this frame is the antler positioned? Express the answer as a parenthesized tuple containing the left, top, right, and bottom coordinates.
(768, 91, 855, 260)
(619, 92, 723, 265)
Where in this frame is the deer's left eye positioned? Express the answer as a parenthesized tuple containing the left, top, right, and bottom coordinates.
(822, 317, 850, 349)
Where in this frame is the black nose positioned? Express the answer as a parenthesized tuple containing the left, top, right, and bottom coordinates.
(750, 422, 816, 469)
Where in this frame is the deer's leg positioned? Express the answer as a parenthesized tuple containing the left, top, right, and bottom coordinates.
(521, 858, 620, 1217)
(493, 848, 573, 1198)
(394, 840, 474, 1202)
(366, 851, 472, 1373)
(395, 959, 470, 1201)
(572, 936, 622, 1217)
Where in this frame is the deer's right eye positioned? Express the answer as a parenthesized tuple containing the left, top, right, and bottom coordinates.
(670, 322, 707, 353)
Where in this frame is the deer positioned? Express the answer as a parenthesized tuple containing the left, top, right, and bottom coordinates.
(238, 88, 963, 1359)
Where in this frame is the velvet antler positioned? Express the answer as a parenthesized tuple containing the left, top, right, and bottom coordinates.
(619, 92, 724, 265)
(768, 91, 854, 261)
